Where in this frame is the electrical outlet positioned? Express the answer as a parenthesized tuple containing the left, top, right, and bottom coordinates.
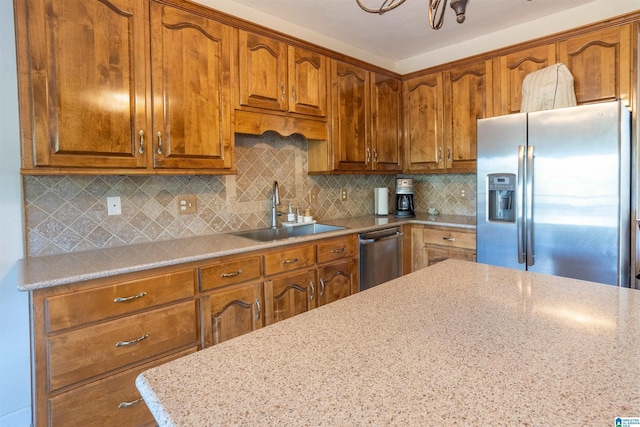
(107, 196, 121, 216)
(310, 189, 318, 205)
(341, 189, 348, 201)
(460, 189, 466, 197)
(178, 195, 197, 214)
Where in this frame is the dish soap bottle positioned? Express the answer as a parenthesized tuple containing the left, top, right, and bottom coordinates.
(287, 202, 296, 223)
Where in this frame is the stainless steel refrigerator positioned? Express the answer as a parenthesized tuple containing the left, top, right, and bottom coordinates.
(476, 101, 631, 286)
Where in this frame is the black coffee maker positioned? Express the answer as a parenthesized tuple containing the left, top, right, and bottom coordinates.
(394, 178, 415, 218)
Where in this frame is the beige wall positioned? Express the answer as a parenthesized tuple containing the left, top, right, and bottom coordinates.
(23, 132, 475, 257)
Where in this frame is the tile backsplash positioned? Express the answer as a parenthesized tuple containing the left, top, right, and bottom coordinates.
(24, 133, 476, 257)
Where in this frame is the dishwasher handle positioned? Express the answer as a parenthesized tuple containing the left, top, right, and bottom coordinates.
(359, 230, 404, 245)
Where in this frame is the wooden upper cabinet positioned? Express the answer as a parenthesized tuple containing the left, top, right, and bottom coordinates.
(238, 31, 327, 117)
(403, 72, 444, 173)
(371, 73, 403, 172)
(16, 0, 234, 174)
(403, 59, 490, 174)
(288, 46, 328, 117)
(494, 44, 557, 115)
(238, 30, 288, 111)
(443, 60, 492, 173)
(331, 60, 371, 172)
(17, 0, 149, 171)
(558, 24, 632, 107)
(150, 3, 233, 170)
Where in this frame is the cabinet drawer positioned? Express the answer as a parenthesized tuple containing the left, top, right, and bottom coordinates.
(424, 247, 476, 267)
(48, 301, 198, 391)
(48, 347, 196, 427)
(264, 245, 315, 276)
(46, 270, 196, 333)
(422, 228, 476, 250)
(200, 256, 261, 291)
(317, 235, 357, 264)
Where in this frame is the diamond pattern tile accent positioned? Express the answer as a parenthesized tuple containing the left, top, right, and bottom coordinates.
(24, 133, 477, 257)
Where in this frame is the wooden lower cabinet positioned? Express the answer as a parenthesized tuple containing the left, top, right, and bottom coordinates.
(201, 282, 263, 347)
(317, 259, 356, 306)
(264, 269, 317, 325)
(33, 234, 360, 425)
(410, 225, 476, 272)
(31, 267, 199, 427)
(48, 347, 196, 427)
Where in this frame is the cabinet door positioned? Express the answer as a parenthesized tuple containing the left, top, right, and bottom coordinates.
(371, 72, 403, 172)
(238, 30, 288, 111)
(202, 283, 263, 348)
(20, 0, 149, 170)
(558, 25, 632, 107)
(403, 72, 443, 173)
(150, 3, 233, 170)
(317, 259, 356, 307)
(264, 270, 316, 325)
(331, 60, 371, 172)
(494, 44, 557, 115)
(288, 46, 327, 117)
(443, 60, 492, 173)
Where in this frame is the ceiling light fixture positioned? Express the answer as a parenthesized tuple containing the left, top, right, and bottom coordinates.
(355, 0, 470, 30)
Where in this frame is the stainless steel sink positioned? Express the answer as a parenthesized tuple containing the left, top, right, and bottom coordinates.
(228, 223, 346, 242)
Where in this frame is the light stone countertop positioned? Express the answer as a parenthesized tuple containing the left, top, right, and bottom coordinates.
(13, 213, 474, 291)
(136, 259, 640, 426)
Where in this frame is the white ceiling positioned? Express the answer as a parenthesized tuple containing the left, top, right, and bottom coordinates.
(198, 0, 640, 73)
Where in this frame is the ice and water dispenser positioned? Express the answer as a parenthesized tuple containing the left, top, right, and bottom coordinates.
(487, 173, 516, 223)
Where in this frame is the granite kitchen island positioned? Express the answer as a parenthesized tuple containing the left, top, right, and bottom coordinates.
(136, 260, 640, 426)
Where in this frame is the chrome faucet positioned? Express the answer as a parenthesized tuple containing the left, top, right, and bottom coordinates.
(271, 181, 281, 228)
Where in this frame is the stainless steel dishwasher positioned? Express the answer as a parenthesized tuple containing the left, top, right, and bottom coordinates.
(358, 226, 403, 291)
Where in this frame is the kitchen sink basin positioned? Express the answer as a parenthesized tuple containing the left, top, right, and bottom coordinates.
(228, 223, 346, 242)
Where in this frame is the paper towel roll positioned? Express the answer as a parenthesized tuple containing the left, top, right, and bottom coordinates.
(374, 188, 388, 215)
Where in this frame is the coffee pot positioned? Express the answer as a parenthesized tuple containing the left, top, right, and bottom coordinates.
(394, 178, 415, 218)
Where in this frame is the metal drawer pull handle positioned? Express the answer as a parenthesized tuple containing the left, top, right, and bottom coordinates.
(255, 298, 261, 320)
(157, 131, 163, 155)
(113, 292, 147, 303)
(282, 257, 300, 265)
(281, 82, 285, 100)
(118, 397, 143, 408)
(138, 130, 144, 154)
(310, 281, 315, 300)
(330, 247, 346, 253)
(220, 269, 243, 278)
(291, 85, 296, 102)
(115, 334, 148, 347)
(443, 237, 456, 242)
(319, 278, 325, 296)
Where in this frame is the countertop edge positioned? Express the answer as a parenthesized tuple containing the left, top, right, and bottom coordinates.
(12, 213, 475, 291)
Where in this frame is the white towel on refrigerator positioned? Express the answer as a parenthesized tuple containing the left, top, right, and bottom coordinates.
(521, 63, 577, 112)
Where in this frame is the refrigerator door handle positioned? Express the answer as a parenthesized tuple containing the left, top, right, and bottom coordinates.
(517, 145, 526, 264)
(525, 145, 535, 267)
